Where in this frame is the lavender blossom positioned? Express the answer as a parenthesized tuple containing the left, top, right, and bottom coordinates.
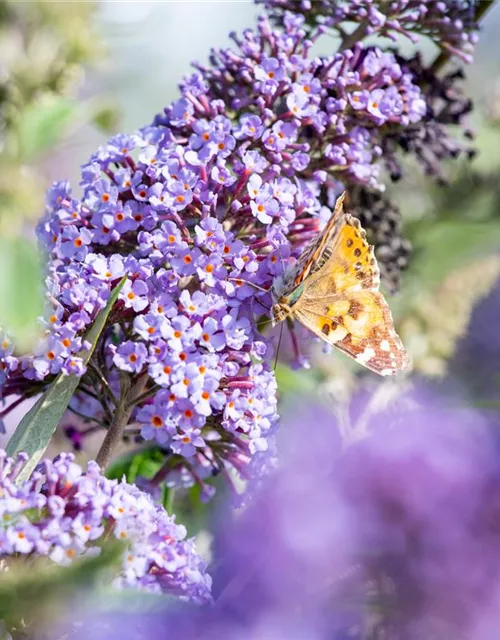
(0, 3, 482, 494)
(57, 386, 500, 639)
(0, 450, 211, 603)
(261, 0, 481, 64)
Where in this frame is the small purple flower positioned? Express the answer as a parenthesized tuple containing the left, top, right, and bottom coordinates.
(112, 341, 148, 373)
(120, 279, 150, 312)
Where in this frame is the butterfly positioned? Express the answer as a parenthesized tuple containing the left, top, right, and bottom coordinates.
(270, 192, 411, 376)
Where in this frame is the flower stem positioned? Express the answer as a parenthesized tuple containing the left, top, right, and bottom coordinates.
(95, 373, 149, 470)
(339, 19, 369, 52)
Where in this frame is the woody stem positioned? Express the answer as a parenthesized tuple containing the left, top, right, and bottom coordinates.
(95, 373, 149, 470)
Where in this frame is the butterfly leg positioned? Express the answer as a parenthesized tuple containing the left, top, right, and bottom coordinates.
(286, 317, 311, 369)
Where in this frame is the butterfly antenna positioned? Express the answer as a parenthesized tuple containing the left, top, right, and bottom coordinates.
(227, 277, 269, 294)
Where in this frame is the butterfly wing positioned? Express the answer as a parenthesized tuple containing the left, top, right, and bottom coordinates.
(291, 204, 411, 375)
(293, 291, 411, 375)
(280, 193, 346, 295)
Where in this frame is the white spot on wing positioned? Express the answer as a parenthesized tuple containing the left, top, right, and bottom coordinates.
(355, 347, 376, 364)
(380, 340, 390, 351)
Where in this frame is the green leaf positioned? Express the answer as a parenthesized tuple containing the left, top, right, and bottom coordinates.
(6, 277, 127, 481)
(16, 95, 77, 160)
(106, 446, 165, 484)
(0, 238, 43, 350)
(0, 540, 124, 631)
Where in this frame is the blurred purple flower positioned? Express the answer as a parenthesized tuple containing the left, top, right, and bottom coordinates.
(58, 385, 500, 638)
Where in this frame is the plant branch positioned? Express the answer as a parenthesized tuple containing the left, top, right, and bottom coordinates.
(338, 19, 369, 52)
(95, 373, 149, 470)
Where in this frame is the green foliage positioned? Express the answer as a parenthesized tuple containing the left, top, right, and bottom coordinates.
(0, 237, 43, 349)
(0, 540, 124, 634)
(107, 446, 166, 484)
(15, 95, 77, 161)
(6, 278, 126, 481)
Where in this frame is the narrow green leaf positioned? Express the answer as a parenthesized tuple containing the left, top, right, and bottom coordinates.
(6, 277, 127, 480)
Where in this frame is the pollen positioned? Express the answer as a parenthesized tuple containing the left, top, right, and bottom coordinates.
(48, 315, 57, 325)
(205, 264, 214, 273)
(184, 409, 194, 419)
(120, 531, 127, 539)
(127, 292, 135, 300)
(179, 352, 187, 361)
(169, 393, 176, 401)
(128, 354, 138, 363)
(163, 365, 172, 374)
(62, 338, 71, 348)
(1, 339, 9, 349)
(183, 255, 192, 264)
(66, 549, 76, 558)
(223, 245, 231, 254)
(73, 238, 83, 248)
(174, 330, 182, 339)
(176, 195, 185, 203)
(17, 532, 25, 539)
(182, 436, 191, 443)
(168, 234, 176, 243)
(138, 190, 147, 198)
(202, 333, 210, 342)
(116, 212, 124, 222)
(202, 391, 210, 400)
(183, 378, 189, 386)
(105, 271, 112, 278)
(147, 326, 155, 334)
(199, 366, 206, 374)
(46, 350, 56, 360)
(203, 132, 210, 141)
(84, 524, 91, 532)
(151, 415, 163, 428)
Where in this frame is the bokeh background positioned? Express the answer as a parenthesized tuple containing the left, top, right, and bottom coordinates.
(2, 2, 500, 636)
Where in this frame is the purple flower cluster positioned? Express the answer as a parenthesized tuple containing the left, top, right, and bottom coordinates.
(261, 0, 481, 63)
(0, 3, 481, 492)
(183, 17, 426, 191)
(0, 450, 211, 602)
